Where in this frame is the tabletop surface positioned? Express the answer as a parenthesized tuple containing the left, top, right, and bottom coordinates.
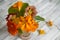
(0, 0, 60, 40)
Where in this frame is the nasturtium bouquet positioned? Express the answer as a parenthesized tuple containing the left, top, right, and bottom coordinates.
(6, 1, 45, 36)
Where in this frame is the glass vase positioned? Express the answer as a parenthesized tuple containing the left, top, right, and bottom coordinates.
(18, 32, 31, 40)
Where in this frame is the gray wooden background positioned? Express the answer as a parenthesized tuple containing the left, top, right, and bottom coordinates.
(0, 0, 60, 40)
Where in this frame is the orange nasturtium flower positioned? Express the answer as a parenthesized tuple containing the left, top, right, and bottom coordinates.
(12, 1, 23, 10)
(7, 20, 18, 36)
(18, 15, 38, 32)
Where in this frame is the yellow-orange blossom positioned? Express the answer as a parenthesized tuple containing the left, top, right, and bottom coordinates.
(17, 15, 38, 32)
